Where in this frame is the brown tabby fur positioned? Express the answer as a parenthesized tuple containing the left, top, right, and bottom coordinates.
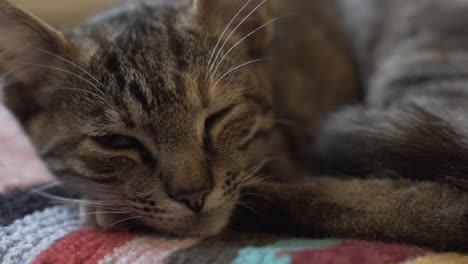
(0, 0, 467, 250)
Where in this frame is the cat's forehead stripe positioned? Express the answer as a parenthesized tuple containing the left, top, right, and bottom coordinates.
(78, 3, 232, 128)
(129, 80, 152, 114)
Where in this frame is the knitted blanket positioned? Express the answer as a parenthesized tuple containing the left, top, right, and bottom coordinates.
(1, 105, 467, 264)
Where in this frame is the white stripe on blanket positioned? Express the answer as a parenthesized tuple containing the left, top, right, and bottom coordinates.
(99, 237, 198, 264)
(0, 205, 81, 264)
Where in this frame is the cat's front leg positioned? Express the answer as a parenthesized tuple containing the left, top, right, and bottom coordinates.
(230, 178, 468, 250)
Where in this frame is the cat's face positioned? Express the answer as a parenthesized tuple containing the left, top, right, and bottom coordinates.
(0, 0, 280, 236)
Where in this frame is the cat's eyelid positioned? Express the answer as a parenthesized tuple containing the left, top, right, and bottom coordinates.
(86, 129, 159, 158)
(90, 134, 138, 147)
(86, 128, 136, 138)
(204, 104, 236, 133)
(206, 102, 237, 114)
(86, 129, 119, 137)
(87, 132, 110, 137)
(200, 104, 237, 149)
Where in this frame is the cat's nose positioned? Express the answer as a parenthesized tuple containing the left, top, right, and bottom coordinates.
(173, 189, 210, 213)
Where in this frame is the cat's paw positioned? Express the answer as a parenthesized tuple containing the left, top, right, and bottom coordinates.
(315, 104, 468, 189)
(79, 203, 130, 231)
(229, 182, 301, 233)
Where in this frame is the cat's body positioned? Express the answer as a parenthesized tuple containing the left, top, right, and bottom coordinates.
(0, 0, 467, 249)
(239, 0, 468, 248)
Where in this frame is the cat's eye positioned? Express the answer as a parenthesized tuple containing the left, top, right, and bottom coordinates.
(203, 105, 236, 148)
(205, 106, 235, 132)
(91, 134, 141, 150)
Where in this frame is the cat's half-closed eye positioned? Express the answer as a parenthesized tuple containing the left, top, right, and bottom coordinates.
(91, 134, 142, 150)
(202, 105, 236, 148)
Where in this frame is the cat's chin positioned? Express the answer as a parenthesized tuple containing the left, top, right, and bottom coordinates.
(81, 203, 235, 237)
(141, 208, 233, 238)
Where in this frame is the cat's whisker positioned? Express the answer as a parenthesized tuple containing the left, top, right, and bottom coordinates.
(212, 17, 281, 76)
(5, 62, 115, 111)
(71, 184, 125, 195)
(212, 58, 273, 89)
(19, 62, 103, 97)
(241, 174, 262, 186)
(87, 197, 127, 201)
(244, 156, 278, 174)
(75, 202, 135, 212)
(48, 201, 86, 207)
(35, 47, 105, 89)
(0, 63, 30, 80)
(56, 87, 114, 109)
(82, 189, 126, 197)
(31, 189, 115, 206)
(239, 157, 278, 185)
(80, 211, 129, 217)
(19, 182, 64, 200)
(241, 173, 263, 185)
(30, 181, 63, 193)
(240, 191, 273, 204)
(51, 201, 135, 214)
(243, 174, 272, 186)
(49, 201, 123, 210)
(108, 215, 144, 228)
(236, 201, 259, 215)
(207, 0, 254, 69)
(241, 166, 263, 180)
(65, 176, 117, 188)
(209, 0, 268, 72)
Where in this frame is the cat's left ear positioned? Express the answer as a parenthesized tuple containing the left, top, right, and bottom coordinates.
(194, 0, 273, 55)
(0, 0, 72, 121)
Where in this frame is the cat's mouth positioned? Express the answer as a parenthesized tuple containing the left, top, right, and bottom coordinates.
(82, 193, 237, 237)
(138, 207, 233, 237)
(86, 208, 230, 237)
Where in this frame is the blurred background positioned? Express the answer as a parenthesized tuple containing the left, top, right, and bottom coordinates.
(10, 0, 118, 27)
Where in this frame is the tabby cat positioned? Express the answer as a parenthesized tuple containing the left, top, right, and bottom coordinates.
(0, 0, 467, 249)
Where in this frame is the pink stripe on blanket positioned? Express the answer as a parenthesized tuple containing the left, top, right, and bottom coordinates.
(0, 106, 53, 192)
(33, 228, 137, 264)
(99, 237, 199, 264)
(290, 240, 428, 264)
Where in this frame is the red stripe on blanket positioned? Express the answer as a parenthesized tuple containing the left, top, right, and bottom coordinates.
(33, 228, 137, 264)
(290, 240, 428, 264)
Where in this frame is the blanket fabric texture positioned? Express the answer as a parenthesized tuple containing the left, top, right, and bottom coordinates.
(1, 105, 467, 264)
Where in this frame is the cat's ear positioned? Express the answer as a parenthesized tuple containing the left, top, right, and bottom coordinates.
(194, 0, 273, 55)
(0, 0, 71, 121)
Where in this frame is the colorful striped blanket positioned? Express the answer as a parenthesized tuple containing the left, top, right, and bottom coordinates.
(1, 105, 467, 264)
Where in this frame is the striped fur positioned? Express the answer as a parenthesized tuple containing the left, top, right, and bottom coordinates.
(0, 101, 467, 264)
(1, 0, 468, 250)
(0, 0, 356, 237)
(318, 0, 468, 188)
(310, 0, 468, 248)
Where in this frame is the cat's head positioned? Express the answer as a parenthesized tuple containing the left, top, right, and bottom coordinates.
(0, 0, 284, 236)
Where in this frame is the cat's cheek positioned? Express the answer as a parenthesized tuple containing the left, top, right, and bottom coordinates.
(79, 203, 129, 231)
